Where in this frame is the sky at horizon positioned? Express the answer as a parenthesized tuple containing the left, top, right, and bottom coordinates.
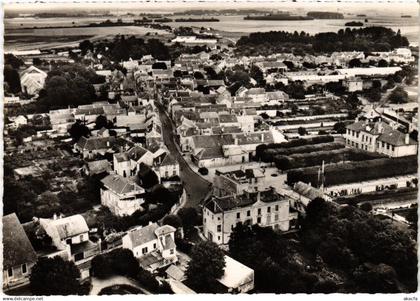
(4, 0, 419, 15)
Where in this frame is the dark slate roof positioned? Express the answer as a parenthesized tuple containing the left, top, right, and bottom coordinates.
(219, 114, 238, 123)
(192, 134, 234, 149)
(101, 174, 143, 194)
(3, 213, 37, 269)
(127, 145, 149, 161)
(378, 129, 417, 146)
(76, 136, 120, 151)
(205, 190, 287, 213)
(126, 223, 159, 247)
(347, 120, 417, 146)
(196, 147, 224, 160)
(163, 235, 176, 250)
(346, 121, 392, 135)
(160, 153, 178, 166)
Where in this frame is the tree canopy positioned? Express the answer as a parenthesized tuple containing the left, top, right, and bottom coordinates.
(388, 86, 408, 104)
(69, 121, 90, 142)
(30, 256, 82, 295)
(186, 241, 226, 292)
(4, 65, 21, 94)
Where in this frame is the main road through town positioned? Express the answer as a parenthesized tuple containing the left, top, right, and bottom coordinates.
(156, 102, 212, 209)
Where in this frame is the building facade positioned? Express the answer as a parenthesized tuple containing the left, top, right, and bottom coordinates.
(203, 189, 298, 245)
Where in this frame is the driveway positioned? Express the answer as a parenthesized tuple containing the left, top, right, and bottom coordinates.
(156, 102, 212, 209)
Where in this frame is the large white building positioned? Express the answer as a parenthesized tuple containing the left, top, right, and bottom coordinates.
(203, 189, 298, 245)
(345, 120, 417, 157)
(100, 174, 146, 216)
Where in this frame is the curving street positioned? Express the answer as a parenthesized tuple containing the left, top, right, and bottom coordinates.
(156, 102, 212, 209)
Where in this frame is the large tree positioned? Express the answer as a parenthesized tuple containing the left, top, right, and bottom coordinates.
(177, 207, 199, 232)
(30, 256, 81, 295)
(185, 241, 226, 291)
(4, 65, 21, 94)
(388, 86, 408, 104)
(69, 121, 90, 142)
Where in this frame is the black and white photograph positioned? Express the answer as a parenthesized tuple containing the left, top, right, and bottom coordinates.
(1, 0, 418, 297)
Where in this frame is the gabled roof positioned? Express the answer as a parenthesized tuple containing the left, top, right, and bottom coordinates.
(127, 145, 150, 161)
(101, 174, 144, 195)
(154, 225, 176, 237)
(160, 153, 178, 166)
(76, 136, 116, 151)
(192, 134, 234, 149)
(20, 65, 47, 77)
(126, 223, 159, 247)
(293, 181, 325, 205)
(196, 147, 225, 160)
(3, 213, 37, 269)
(42, 214, 89, 240)
(378, 129, 417, 146)
(219, 114, 238, 123)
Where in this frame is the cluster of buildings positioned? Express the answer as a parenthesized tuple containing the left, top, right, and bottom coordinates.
(3, 21, 418, 295)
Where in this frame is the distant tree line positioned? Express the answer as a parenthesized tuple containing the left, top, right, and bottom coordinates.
(236, 27, 409, 55)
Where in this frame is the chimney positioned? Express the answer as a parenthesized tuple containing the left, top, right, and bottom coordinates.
(234, 138, 238, 145)
(405, 133, 410, 144)
(261, 133, 264, 143)
(378, 121, 383, 134)
(107, 141, 111, 147)
(257, 191, 261, 202)
(53, 213, 57, 220)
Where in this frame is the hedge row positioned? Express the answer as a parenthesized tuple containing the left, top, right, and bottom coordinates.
(275, 148, 386, 170)
(287, 155, 417, 187)
(256, 135, 335, 161)
(260, 142, 344, 162)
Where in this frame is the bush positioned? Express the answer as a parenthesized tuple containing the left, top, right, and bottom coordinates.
(176, 238, 194, 254)
(275, 148, 385, 170)
(256, 136, 334, 161)
(91, 249, 140, 279)
(262, 142, 344, 162)
(287, 155, 417, 186)
(198, 167, 209, 175)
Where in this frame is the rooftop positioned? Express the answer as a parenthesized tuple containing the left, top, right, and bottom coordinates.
(205, 189, 288, 213)
(3, 213, 37, 270)
(126, 223, 159, 248)
(101, 174, 144, 195)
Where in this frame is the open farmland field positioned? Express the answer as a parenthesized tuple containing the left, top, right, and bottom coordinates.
(4, 26, 170, 52)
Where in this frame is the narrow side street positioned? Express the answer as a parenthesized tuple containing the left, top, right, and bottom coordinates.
(156, 102, 212, 209)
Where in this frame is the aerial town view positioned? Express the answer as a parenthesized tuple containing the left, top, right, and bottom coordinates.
(2, 1, 418, 296)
